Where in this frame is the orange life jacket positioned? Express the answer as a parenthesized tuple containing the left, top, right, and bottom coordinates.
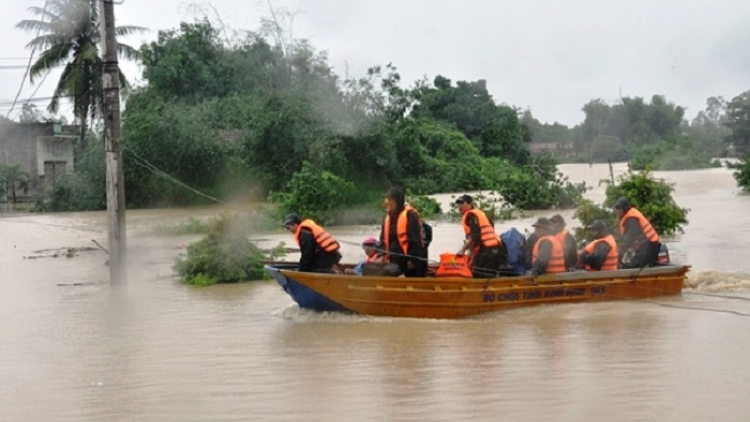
(435, 253, 473, 278)
(619, 207, 659, 243)
(583, 235, 618, 271)
(462, 209, 500, 248)
(532, 235, 566, 273)
(294, 220, 339, 253)
(383, 205, 423, 261)
(555, 229, 570, 250)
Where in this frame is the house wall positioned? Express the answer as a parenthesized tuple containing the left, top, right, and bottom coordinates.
(0, 122, 77, 197)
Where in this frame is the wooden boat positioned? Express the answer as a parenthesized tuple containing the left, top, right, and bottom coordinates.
(264, 263, 691, 319)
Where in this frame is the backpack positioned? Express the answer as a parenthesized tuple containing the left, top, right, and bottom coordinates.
(500, 227, 527, 275)
(422, 222, 433, 248)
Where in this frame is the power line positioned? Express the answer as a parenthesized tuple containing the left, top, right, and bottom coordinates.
(5, 0, 49, 119)
(123, 147, 229, 206)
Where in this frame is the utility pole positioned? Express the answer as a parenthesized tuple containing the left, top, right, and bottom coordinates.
(99, 0, 127, 284)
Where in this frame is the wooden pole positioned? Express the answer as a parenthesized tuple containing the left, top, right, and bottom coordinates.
(99, 0, 126, 283)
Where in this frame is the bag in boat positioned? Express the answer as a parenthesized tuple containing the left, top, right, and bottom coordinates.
(500, 227, 527, 275)
(435, 253, 473, 278)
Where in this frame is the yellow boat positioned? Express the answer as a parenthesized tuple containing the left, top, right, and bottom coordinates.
(265, 264, 690, 319)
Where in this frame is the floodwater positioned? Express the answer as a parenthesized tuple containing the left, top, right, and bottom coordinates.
(1, 163, 749, 422)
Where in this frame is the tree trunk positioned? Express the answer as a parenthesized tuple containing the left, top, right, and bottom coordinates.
(11, 183, 16, 204)
(77, 115, 87, 165)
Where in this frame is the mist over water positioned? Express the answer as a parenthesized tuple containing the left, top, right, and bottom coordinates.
(1, 163, 749, 422)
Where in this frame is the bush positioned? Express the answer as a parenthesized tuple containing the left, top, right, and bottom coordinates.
(728, 155, 750, 192)
(173, 214, 286, 286)
(33, 139, 106, 212)
(574, 169, 689, 245)
(603, 169, 689, 236)
(572, 198, 619, 246)
(494, 154, 588, 210)
(446, 191, 520, 222)
(406, 191, 442, 219)
(269, 161, 357, 226)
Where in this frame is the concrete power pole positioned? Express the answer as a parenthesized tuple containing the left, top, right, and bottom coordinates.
(99, 0, 127, 283)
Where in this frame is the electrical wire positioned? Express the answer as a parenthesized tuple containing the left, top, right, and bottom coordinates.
(5, 0, 49, 119)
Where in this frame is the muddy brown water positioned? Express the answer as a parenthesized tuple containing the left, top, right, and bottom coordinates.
(1, 163, 749, 422)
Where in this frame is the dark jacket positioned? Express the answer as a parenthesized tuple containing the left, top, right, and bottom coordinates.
(298, 228, 340, 273)
(379, 207, 426, 276)
(525, 232, 539, 270)
(560, 231, 578, 269)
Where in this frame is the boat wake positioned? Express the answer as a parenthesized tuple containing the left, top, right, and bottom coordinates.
(270, 303, 396, 323)
(685, 271, 750, 293)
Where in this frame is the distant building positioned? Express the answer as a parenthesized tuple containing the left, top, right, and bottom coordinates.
(528, 142, 574, 158)
(0, 122, 78, 199)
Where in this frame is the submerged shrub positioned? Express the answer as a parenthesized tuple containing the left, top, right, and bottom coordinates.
(174, 214, 286, 286)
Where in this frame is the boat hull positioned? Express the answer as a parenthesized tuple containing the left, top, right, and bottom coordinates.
(265, 265, 690, 319)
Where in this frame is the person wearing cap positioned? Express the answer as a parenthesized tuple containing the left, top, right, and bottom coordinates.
(613, 197, 660, 268)
(380, 187, 427, 277)
(283, 213, 342, 273)
(578, 220, 619, 271)
(455, 194, 502, 278)
(527, 217, 566, 277)
(550, 214, 578, 270)
(345, 237, 383, 275)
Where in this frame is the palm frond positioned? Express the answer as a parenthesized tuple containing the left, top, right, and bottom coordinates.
(118, 70, 131, 93)
(29, 42, 73, 82)
(115, 25, 148, 37)
(26, 6, 62, 23)
(16, 19, 55, 34)
(25, 33, 69, 53)
(48, 62, 76, 113)
(116, 43, 141, 62)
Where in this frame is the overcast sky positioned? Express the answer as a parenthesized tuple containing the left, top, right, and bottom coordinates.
(1, 0, 749, 126)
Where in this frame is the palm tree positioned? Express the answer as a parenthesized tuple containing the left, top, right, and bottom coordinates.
(16, 0, 145, 151)
(0, 164, 31, 204)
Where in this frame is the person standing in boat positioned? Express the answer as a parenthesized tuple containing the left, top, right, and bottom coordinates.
(455, 194, 502, 278)
(379, 187, 427, 277)
(613, 197, 660, 268)
(344, 237, 383, 275)
(526, 218, 566, 277)
(550, 214, 578, 270)
(283, 213, 342, 273)
(578, 220, 618, 271)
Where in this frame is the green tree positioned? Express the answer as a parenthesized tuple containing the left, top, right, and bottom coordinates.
(411, 76, 531, 164)
(728, 155, 750, 192)
(0, 164, 31, 203)
(725, 90, 750, 155)
(16, 0, 145, 150)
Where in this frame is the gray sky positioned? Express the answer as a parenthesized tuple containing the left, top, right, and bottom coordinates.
(1, 0, 749, 126)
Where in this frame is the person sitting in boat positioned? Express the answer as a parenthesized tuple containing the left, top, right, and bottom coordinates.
(283, 213, 342, 273)
(526, 218, 566, 277)
(550, 214, 578, 270)
(455, 194, 502, 278)
(379, 187, 428, 277)
(345, 237, 383, 275)
(613, 197, 660, 268)
(578, 220, 618, 271)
